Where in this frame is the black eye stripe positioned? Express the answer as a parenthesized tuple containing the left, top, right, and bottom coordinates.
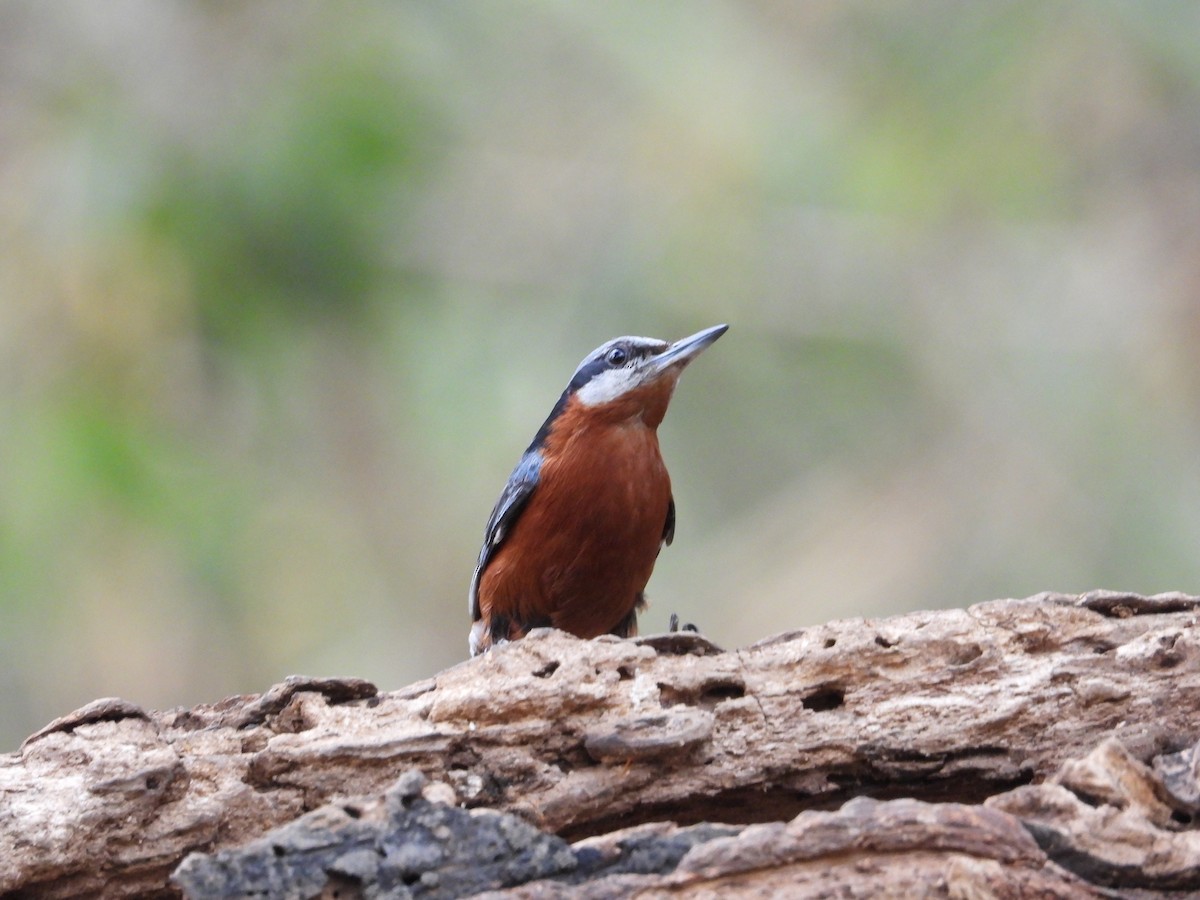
(566, 339, 663, 396)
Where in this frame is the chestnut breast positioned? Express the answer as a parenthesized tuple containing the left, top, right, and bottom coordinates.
(477, 386, 674, 638)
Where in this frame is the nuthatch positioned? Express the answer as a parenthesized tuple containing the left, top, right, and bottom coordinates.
(469, 324, 728, 656)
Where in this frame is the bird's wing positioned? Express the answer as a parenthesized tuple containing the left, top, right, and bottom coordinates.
(662, 495, 676, 547)
(469, 450, 543, 621)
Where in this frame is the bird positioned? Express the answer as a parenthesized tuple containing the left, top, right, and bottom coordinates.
(468, 323, 728, 657)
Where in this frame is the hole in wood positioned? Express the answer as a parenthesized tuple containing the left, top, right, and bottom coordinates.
(823, 637, 837, 648)
(1070, 789, 1105, 809)
(657, 682, 679, 706)
(802, 686, 845, 712)
(532, 661, 560, 679)
(655, 679, 746, 707)
(617, 666, 636, 681)
(699, 681, 746, 705)
(950, 643, 983, 666)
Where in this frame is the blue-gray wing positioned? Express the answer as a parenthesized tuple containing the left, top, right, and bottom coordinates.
(469, 450, 543, 621)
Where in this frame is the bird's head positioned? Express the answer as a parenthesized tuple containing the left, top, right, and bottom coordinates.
(557, 323, 728, 429)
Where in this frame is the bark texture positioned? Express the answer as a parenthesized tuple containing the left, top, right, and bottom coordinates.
(3, 591, 1199, 898)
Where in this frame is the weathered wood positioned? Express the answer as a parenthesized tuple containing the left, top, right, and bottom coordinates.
(172, 772, 1100, 899)
(2, 591, 1199, 897)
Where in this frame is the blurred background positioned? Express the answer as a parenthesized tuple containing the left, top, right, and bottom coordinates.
(2, 1, 1199, 750)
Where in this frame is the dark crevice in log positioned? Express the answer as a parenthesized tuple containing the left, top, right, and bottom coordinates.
(556, 765, 1038, 844)
(558, 789, 811, 843)
(1075, 590, 1200, 617)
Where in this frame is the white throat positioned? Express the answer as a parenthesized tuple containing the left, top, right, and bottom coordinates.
(575, 366, 645, 407)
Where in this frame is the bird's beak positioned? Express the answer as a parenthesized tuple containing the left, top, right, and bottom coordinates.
(650, 324, 729, 373)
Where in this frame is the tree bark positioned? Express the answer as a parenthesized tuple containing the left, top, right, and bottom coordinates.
(3, 591, 1199, 897)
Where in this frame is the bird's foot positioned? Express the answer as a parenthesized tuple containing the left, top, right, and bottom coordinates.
(668, 612, 700, 633)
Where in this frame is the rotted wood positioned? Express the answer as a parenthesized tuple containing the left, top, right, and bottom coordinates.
(2, 591, 1200, 897)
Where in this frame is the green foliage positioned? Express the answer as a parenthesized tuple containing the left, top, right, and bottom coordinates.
(143, 55, 442, 345)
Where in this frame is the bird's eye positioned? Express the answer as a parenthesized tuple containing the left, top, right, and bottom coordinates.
(605, 347, 628, 367)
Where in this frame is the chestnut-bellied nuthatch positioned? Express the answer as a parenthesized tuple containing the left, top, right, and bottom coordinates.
(469, 324, 728, 656)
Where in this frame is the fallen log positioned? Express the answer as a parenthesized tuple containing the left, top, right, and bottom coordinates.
(3, 591, 1199, 897)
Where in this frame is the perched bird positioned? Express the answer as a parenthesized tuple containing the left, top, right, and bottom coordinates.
(469, 324, 728, 657)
